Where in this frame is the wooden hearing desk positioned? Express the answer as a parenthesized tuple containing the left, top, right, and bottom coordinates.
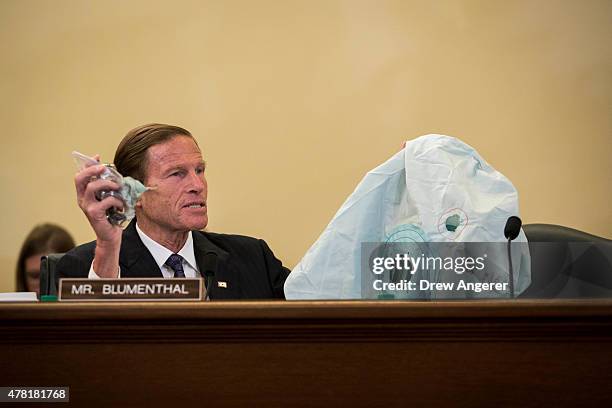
(1, 300, 611, 407)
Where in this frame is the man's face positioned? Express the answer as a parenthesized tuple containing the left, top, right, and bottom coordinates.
(136, 136, 208, 235)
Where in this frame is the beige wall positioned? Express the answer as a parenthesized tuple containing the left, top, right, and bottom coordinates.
(1, 0, 610, 292)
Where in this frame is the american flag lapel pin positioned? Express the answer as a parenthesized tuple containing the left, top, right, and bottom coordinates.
(218, 281, 228, 288)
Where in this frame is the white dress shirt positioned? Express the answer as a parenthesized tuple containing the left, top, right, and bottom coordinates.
(88, 223, 201, 278)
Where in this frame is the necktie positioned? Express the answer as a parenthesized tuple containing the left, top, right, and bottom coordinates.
(165, 254, 186, 278)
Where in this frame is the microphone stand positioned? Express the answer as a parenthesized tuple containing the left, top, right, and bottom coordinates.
(504, 216, 522, 299)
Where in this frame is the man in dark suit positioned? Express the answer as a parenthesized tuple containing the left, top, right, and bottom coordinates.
(57, 123, 290, 299)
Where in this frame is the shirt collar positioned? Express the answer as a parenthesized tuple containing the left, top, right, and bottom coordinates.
(135, 223, 199, 272)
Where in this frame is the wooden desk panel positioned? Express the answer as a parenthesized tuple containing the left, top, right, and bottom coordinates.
(1, 300, 611, 407)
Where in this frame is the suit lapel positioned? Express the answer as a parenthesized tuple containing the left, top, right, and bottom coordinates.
(192, 231, 238, 299)
(119, 219, 163, 278)
(117, 220, 239, 296)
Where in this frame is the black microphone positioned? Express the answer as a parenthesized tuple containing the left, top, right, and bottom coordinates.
(504, 216, 522, 240)
(504, 216, 522, 298)
(202, 253, 218, 301)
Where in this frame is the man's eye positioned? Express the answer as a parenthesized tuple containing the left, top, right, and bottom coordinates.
(196, 167, 205, 175)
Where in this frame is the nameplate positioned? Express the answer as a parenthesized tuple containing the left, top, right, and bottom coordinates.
(58, 278, 204, 301)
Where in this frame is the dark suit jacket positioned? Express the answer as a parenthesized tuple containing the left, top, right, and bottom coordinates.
(57, 219, 290, 299)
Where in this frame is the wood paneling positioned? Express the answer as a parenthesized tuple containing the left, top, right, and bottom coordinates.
(1, 300, 611, 407)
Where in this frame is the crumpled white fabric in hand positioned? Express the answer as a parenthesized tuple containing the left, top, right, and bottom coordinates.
(285, 134, 531, 299)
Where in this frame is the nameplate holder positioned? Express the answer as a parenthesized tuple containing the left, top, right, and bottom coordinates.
(58, 278, 204, 301)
